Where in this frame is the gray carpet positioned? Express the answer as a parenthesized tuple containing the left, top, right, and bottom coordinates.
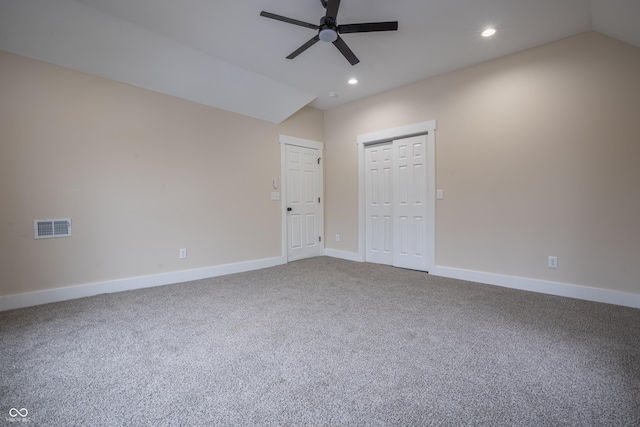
(1, 257, 639, 426)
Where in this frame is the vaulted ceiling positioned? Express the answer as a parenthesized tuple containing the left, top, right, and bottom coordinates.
(2, 0, 639, 123)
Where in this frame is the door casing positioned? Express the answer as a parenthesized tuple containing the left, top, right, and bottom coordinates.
(358, 120, 436, 271)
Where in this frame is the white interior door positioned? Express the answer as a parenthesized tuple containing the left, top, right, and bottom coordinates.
(365, 144, 393, 265)
(392, 135, 428, 270)
(286, 144, 323, 261)
(364, 134, 429, 271)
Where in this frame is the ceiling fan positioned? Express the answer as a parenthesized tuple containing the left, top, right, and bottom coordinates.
(260, 0, 398, 66)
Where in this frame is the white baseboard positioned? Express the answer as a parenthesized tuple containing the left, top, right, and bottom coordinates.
(324, 248, 363, 262)
(431, 266, 640, 309)
(0, 256, 286, 312)
(3, 256, 637, 311)
(321, 250, 640, 308)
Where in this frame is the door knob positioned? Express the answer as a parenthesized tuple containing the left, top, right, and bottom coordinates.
(287, 207, 292, 211)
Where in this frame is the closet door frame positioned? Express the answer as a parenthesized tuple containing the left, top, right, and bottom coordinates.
(357, 120, 436, 271)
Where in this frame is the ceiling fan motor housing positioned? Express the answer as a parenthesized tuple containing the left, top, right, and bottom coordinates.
(319, 16, 338, 42)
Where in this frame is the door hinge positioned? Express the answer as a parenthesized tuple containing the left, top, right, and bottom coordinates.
(317, 158, 321, 165)
(318, 197, 321, 203)
(319, 236, 322, 242)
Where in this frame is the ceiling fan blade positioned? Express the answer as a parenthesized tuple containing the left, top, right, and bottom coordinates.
(260, 11, 318, 30)
(325, 0, 341, 19)
(333, 35, 359, 65)
(338, 21, 398, 34)
(287, 35, 321, 59)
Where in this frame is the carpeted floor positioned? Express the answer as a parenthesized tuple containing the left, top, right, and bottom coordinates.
(1, 257, 639, 426)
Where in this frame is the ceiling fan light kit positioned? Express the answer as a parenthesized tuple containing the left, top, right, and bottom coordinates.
(260, 0, 398, 66)
(319, 28, 338, 43)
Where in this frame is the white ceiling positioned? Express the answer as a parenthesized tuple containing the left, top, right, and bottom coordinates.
(1, 0, 639, 123)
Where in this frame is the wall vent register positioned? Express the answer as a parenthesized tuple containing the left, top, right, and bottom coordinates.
(34, 218, 72, 239)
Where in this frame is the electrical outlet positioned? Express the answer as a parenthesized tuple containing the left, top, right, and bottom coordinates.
(336, 234, 340, 242)
(548, 256, 557, 269)
(179, 248, 187, 259)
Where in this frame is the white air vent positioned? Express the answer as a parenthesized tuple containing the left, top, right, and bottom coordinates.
(34, 218, 72, 239)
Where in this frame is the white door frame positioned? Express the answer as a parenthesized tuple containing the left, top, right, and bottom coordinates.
(280, 134, 324, 262)
(357, 120, 437, 270)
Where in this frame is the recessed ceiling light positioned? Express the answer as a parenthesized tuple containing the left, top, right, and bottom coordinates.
(482, 28, 496, 37)
(328, 92, 338, 97)
(348, 78, 358, 85)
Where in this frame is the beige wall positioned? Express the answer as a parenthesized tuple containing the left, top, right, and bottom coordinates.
(324, 31, 640, 295)
(0, 51, 323, 296)
(2, 31, 639, 300)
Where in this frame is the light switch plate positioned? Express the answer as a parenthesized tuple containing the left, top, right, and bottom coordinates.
(271, 192, 280, 200)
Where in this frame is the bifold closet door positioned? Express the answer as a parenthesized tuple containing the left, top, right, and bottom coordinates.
(392, 135, 428, 271)
(365, 135, 428, 271)
(365, 144, 394, 265)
